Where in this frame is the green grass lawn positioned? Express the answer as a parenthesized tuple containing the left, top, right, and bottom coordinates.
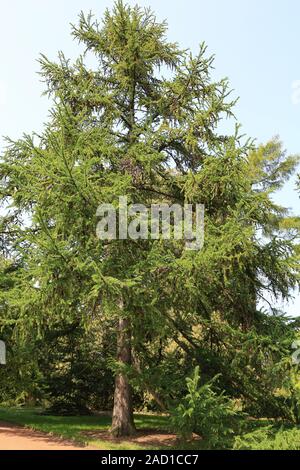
(0, 408, 177, 450)
(1, 407, 300, 450)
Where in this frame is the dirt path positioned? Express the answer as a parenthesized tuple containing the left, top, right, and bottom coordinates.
(0, 421, 94, 450)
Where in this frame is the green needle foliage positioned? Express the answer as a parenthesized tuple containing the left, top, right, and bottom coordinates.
(0, 1, 300, 436)
(171, 366, 243, 449)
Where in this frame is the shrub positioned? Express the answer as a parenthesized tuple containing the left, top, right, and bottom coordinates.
(171, 366, 244, 449)
(234, 426, 300, 450)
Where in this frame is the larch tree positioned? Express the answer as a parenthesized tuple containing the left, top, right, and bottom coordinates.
(1, 1, 299, 436)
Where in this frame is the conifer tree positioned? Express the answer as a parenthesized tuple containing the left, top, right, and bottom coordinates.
(1, 1, 299, 435)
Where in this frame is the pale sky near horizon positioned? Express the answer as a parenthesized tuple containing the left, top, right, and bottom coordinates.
(0, 0, 299, 315)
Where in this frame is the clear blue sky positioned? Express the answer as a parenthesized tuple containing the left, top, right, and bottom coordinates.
(0, 0, 299, 315)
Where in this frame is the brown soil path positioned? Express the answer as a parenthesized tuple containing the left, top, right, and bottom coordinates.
(0, 421, 95, 450)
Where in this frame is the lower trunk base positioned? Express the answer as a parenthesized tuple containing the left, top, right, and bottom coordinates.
(110, 372, 136, 437)
(110, 420, 136, 438)
(111, 314, 136, 437)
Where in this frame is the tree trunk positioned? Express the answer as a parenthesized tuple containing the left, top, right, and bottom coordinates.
(110, 316, 136, 437)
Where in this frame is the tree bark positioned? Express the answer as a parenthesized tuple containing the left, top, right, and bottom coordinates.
(110, 315, 136, 437)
